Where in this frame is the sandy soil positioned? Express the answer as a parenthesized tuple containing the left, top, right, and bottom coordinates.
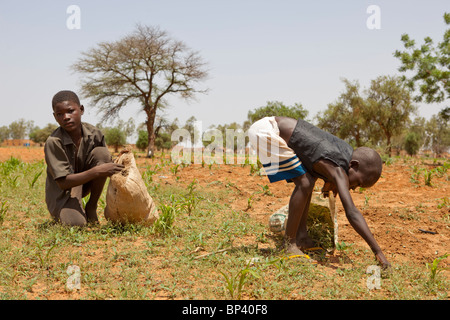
(1, 146, 449, 271)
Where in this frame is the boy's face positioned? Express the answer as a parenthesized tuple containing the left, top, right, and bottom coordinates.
(348, 168, 365, 190)
(322, 169, 364, 194)
(53, 100, 84, 134)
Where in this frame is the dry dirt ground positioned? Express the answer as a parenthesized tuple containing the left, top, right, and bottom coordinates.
(1, 146, 449, 280)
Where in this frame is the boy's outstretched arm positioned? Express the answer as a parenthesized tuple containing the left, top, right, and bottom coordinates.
(55, 163, 124, 190)
(313, 161, 391, 269)
(336, 176, 391, 269)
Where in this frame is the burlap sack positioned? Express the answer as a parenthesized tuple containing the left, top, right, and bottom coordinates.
(104, 149, 159, 225)
(269, 192, 337, 251)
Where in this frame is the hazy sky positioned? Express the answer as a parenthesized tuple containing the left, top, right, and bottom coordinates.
(0, 1, 448, 131)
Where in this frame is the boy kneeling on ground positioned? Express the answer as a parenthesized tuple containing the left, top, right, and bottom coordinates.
(44, 90, 124, 227)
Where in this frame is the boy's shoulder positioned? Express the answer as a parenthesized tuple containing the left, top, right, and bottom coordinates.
(81, 122, 104, 137)
(46, 126, 68, 144)
(45, 123, 104, 146)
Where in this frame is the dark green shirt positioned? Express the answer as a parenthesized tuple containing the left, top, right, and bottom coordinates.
(288, 118, 354, 180)
(44, 123, 106, 217)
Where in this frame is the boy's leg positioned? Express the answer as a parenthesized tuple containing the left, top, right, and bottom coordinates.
(59, 188, 87, 227)
(296, 191, 316, 249)
(285, 173, 316, 255)
(83, 147, 112, 223)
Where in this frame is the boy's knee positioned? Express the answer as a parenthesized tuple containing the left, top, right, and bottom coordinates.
(60, 210, 87, 227)
(58, 197, 87, 227)
(292, 173, 316, 191)
(89, 147, 112, 166)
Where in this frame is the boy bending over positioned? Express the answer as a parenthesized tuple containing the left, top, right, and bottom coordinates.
(248, 116, 390, 269)
(44, 90, 124, 226)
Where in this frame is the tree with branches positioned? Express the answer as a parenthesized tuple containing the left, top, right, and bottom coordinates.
(316, 79, 370, 147)
(72, 24, 209, 157)
(394, 12, 449, 103)
(365, 75, 417, 156)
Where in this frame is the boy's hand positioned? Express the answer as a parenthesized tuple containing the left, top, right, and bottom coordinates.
(322, 182, 337, 197)
(96, 163, 125, 177)
(375, 252, 392, 270)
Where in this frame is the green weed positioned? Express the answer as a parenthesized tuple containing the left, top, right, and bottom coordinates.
(170, 163, 180, 176)
(29, 169, 43, 188)
(34, 238, 58, 269)
(0, 201, 8, 226)
(423, 169, 433, 186)
(437, 197, 449, 209)
(219, 263, 260, 300)
(180, 179, 203, 215)
(426, 253, 449, 283)
(260, 184, 273, 196)
(0, 156, 23, 176)
(152, 203, 178, 236)
(246, 195, 253, 210)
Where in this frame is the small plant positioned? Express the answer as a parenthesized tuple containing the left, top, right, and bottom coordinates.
(219, 263, 260, 300)
(382, 155, 394, 166)
(170, 163, 180, 176)
(260, 185, 273, 196)
(80, 194, 93, 210)
(0, 156, 22, 176)
(426, 253, 449, 283)
(0, 201, 9, 226)
(423, 169, 433, 187)
(142, 165, 160, 187)
(364, 194, 371, 207)
(180, 179, 203, 215)
(152, 203, 177, 235)
(34, 239, 58, 269)
(29, 169, 43, 188)
(246, 195, 253, 211)
(336, 241, 353, 252)
(410, 165, 422, 184)
(7, 175, 20, 188)
(249, 164, 258, 175)
(437, 197, 449, 209)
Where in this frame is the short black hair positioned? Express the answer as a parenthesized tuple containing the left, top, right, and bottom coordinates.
(352, 147, 383, 187)
(52, 90, 80, 109)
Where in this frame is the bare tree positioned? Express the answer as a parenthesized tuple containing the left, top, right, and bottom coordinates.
(71, 24, 208, 156)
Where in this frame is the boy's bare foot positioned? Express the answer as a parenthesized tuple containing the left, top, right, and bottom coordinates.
(286, 242, 306, 256)
(285, 242, 318, 264)
(85, 204, 99, 224)
(297, 236, 317, 250)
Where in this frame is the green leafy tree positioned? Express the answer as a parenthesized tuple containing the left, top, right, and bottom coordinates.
(102, 118, 135, 152)
(424, 108, 450, 155)
(247, 101, 308, 123)
(182, 116, 202, 147)
(8, 119, 34, 140)
(136, 130, 149, 151)
(316, 79, 370, 147)
(317, 76, 417, 155)
(211, 122, 245, 150)
(394, 12, 450, 103)
(29, 123, 58, 145)
(408, 116, 427, 148)
(404, 132, 420, 156)
(104, 127, 126, 153)
(0, 126, 10, 143)
(71, 24, 208, 157)
(365, 75, 417, 156)
(137, 117, 179, 151)
(155, 132, 173, 150)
